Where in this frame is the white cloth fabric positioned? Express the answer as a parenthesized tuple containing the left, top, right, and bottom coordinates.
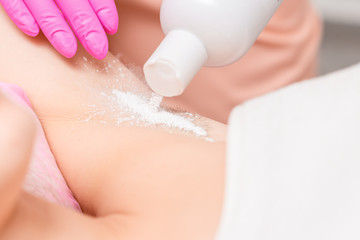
(216, 63, 360, 240)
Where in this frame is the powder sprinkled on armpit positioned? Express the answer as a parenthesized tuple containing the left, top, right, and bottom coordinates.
(78, 55, 209, 138)
(106, 89, 207, 137)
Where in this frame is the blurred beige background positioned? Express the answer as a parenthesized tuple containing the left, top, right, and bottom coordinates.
(311, 0, 360, 75)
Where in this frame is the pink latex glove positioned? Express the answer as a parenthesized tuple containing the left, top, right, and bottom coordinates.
(0, 0, 119, 59)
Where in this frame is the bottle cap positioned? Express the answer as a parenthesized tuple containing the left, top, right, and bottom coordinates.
(144, 30, 208, 97)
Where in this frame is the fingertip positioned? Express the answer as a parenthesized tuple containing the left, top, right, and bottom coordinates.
(104, 19, 119, 35)
(61, 44, 78, 59)
(102, 13, 119, 35)
(84, 32, 109, 59)
(7, 6, 40, 37)
(60, 42, 78, 59)
(91, 40, 108, 60)
(23, 24, 40, 37)
(51, 31, 78, 58)
(96, 7, 119, 35)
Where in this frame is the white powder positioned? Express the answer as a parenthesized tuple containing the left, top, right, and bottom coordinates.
(107, 89, 208, 137)
(80, 56, 209, 138)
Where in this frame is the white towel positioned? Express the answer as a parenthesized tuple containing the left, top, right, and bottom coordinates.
(216, 63, 360, 240)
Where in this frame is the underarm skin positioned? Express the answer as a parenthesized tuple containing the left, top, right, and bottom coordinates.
(0, 5, 226, 240)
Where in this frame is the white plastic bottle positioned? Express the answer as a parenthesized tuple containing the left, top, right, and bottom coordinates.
(143, 0, 283, 97)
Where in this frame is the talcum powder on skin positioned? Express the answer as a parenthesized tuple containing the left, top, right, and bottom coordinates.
(77, 56, 209, 139)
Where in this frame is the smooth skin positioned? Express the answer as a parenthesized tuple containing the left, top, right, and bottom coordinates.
(0, 4, 226, 240)
(0, 93, 36, 233)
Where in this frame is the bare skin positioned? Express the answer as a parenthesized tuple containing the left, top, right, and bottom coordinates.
(0, 4, 226, 240)
(0, 93, 36, 232)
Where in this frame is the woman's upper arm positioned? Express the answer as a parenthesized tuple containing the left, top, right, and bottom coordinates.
(82, 131, 226, 240)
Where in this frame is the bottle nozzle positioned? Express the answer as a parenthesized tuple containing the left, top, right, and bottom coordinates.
(144, 30, 208, 97)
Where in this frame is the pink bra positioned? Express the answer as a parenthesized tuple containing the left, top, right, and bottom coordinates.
(0, 82, 81, 211)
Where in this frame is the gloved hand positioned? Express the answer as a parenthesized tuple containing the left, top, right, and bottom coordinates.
(0, 0, 119, 59)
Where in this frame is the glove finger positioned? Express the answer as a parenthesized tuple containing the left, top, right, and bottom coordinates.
(24, 0, 77, 58)
(0, 0, 39, 36)
(55, 0, 109, 60)
(89, 0, 119, 35)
